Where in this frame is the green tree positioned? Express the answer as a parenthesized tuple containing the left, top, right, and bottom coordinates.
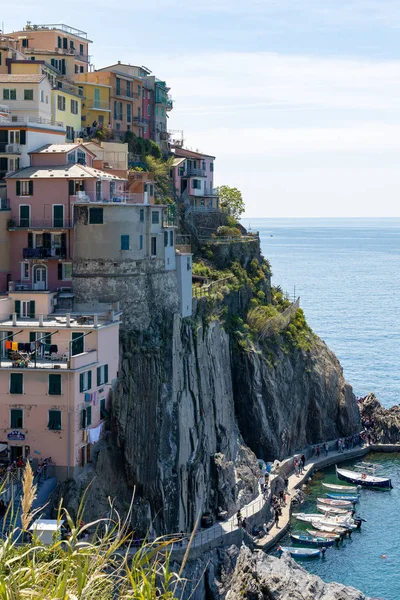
(216, 185, 245, 220)
(145, 155, 175, 203)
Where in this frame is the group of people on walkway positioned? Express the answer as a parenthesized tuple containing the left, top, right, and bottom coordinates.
(294, 454, 306, 475)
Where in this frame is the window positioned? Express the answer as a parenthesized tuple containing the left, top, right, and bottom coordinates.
(193, 179, 202, 190)
(80, 66, 84, 73)
(127, 104, 131, 123)
(79, 370, 92, 393)
(126, 81, 131, 97)
(120, 235, 129, 250)
(75, 65, 79, 73)
(100, 398, 107, 419)
(40, 89, 44, 103)
(170, 230, 174, 246)
(70, 40, 74, 50)
(66, 126, 74, 141)
(147, 105, 151, 117)
(10, 375, 23, 396)
(52, 204, 64, 227)
(151, 211, 159, 224)
(10, 408, 23, 426)
(71, 332, 84, 356)
(151, 236, 157, 256)
(58, 36, 62, 48)
(89, 207, 103, 224)
(22, 38, 29, 48)
(21, 262, 29, 280)
(148, 91, 150, 100)
(62, 263, 72, 280)
(114, 101, 118, 120)
(164, 231, 168, 247)
(202, 161, 206, 170)
(80, 44, 84, 55)
(116, 77, 121, 95)
(63, 37, 68, 49)
(19, 205, 30, 227)
(150, 184, 154, 196)
(97, 364, 108, 386)
(48, 374, 62, 396)
(210, 162, 214, 172)
(116, 123, 120, 131)
(8, 157, 20, 173)
(17, 180, 33, 196)
(24, 89, 33, 101)
(48, 410, 62, 430)
(81, 406, 92, 429)
(71, 99, 78, 114)
(9, 130, 20, 144)
(119, 102, 123, 121)
(15, 299, 34, 318)
(57, 95, 66, 111)
(140, 208, 144, 222)
(3, 89, 16, 101)
(143, 126, 147, 135)
(139, 234, 143, 250)
(77, 150, 86, 165)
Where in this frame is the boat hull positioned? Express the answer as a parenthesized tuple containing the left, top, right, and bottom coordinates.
(290, 534, 334, 547)
(326, 493, 359, 502)
(317, 497, 354, 507)
(336, 466, 392, 489)
(322, 483, 358, 492)
(279, 546, 321, 558)
(316, 504, 351, 515)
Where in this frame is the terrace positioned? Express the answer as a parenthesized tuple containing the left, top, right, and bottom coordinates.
(23, 24, 90, 40)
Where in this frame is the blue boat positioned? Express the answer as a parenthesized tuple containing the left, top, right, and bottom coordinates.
(278, 546, 323, 558)
(290, 533, 334, 547)
(326, 493, 359, 503)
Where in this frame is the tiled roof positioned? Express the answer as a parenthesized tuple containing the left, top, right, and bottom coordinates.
(29, 143, 96, 157)
(172, 147, 215, 160)
(5, 164, 126, 180)
(0, 74, 46, 83)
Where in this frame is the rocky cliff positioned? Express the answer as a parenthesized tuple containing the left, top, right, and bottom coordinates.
(63, 238, 360, 537)
(360, 393, 400, 443)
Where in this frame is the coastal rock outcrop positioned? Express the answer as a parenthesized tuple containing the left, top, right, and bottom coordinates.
(224, 546, 372, 600)
(360, 393, 400, 443)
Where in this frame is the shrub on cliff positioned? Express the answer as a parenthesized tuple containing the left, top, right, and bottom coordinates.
(216, 225, 242, 238)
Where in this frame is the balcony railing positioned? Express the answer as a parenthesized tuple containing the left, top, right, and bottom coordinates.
(5, 144, 21, 154)
(133, 116, 146, 126)
(0, 104, 10, 115)
(8, 218, 73, 230)
(71, 192, 145, 204)
(24, 24, 89, 39)
(112, 87, 140, 100)
(0, 115, 64, 128)
(166, 98, 173, 111)
(22, 247, 67, 259)
(185, 168, 207, 177)
(88, 101, 110, 111)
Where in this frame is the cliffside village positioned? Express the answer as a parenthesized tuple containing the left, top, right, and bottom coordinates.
(0, 22, 221, 481)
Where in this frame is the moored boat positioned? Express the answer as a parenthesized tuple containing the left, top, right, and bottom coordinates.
(278, 546, 323, 558)
(290, 533, 334, 547)
(326, 493, 359, 502)
(317, 497, 354, 507)
(311, 522, 348, 534)
(294, 513, 353, 525)
(316, 504, 351, 515)
(306, 528, 340, 539)
(336, 465, 393, 489)
(322, 483, 359, 492)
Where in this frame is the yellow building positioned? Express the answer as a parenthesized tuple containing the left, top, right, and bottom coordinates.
(52, 82, 83, 140)
(74, 76, 111, 132)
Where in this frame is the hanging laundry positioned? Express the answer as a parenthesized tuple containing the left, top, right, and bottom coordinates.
(49, 344, 58, 354)
(30, 342, 36, 352)
(25, 343, 31, 352)
(18, 343, 24, 351)
(11, 342, 18, 351)
(5, 341, 12, 350)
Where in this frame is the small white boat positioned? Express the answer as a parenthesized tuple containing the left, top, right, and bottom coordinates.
(307, 529, 340, 540)
(317, 497, 354, 507)
(316, 504, 351, 515)
(278, 546, 323, 558)
(322, 483, 359, 492)
(336, 465, 392, 489)
(293, 512, 352, 524)
(311, 522, 348, 534)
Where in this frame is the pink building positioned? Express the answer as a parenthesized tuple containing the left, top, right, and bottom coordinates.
(142, 85, 153, 140)
(0, 290, 120, 479)
(171, 147, 219, 211)
(4, 143, 126, 293)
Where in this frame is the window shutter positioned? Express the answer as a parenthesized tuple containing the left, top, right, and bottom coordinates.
(88, 370, 92, 390)
(164, 232, 168, 247)
(68, 180, 74, 195)
(58, 263, 63, 280)
(28, 181, 33, 196)
(79, 373, 84, 393)
(14, 300, 20, 317)
(16, 181, 20, 196)
(45, 332, 52, 344)
(104, 364, 108, 383)
(29, 331, 36, 343)
(81, 408, 86, 429)
(27, 232, 33, 248)
(20, 130, 26, 145)
(97, 367, 101, 386)
(86, 406, 92, 426)
(29, 300, 35, 318)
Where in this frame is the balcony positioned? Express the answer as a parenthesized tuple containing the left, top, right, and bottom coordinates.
(71, 192, 145, 205)
(0, 115, 64, 128)
(185, 167, 207, 177)
(22, 247, 67, 259)
(166, 98, 173, 111)
(8, 218, 73, 230)
(24, 24, 89, 40)
(0, 104, 10, 116)
(133, 116, 146, 126)
(88, 101, 110, 111)
(112, 87, 140, 100)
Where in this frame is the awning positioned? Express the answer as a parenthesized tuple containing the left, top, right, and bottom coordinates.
(0, 443, 8, 453)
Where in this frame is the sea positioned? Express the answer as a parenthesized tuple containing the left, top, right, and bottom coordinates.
(246, 217, 400, 408)
(246, 218, 400, 599)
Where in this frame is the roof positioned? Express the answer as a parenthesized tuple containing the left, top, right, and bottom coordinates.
(29, 143, 96, 157)
(0, 74, 46, 84)
(5, 164, 126, 180)
(171, 157, 185, 167)
(172, 147, 215, 160)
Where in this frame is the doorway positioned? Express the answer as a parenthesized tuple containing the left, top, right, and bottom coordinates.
(33, 265, 47, 290)
(10, 446, 23, 462)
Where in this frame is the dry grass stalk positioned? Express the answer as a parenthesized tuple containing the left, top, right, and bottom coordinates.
(20, 460, 37, 531)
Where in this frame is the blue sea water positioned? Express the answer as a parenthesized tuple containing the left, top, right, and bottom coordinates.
(246, 218, 400, 408)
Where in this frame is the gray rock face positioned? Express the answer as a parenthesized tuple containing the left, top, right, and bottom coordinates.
(360, 393, 400, 443)
(233, 335, 360, 459)
(226, 546, 372, 600)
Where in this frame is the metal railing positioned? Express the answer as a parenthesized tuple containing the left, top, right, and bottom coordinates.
(133, 116, 146, 126)
(88, 101, 110, 111)
(9, 218, 73, 230)
(185, 168, 207, 177)
(25, 24, 89, 38)
(22, 247, 67, 259)
(71, 192, 144, 204)
(193, 275, 235, 298)
(0, 115, 64, 127)
(112, 87, 140, 100)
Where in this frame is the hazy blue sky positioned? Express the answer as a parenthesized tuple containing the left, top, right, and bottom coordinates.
(3, 1, 400, 217)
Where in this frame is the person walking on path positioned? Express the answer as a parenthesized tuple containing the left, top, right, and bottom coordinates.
(274, 507, 282, 529)
(316, 445, 321, 458)
(301, 454, 306, 468)
(236, 510, 242, 527)
(324, 443, 329, 457)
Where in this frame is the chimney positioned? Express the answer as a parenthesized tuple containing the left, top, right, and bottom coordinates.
(66, 313, 71, 327)
(12, 313, 17, 326)
(39, 314, 44, 327)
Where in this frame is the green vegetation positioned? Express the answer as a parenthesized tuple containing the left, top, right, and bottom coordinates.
(215, 185, 245, 220)
(124, 131, 163, 160)
(216, 226, 242, 238)
(144, 156, 175, 204)
(0, 466, 183, 599)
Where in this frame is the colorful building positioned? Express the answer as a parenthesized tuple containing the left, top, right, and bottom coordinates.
(5, 24, 92, 78)
(74, 78, 111, 131)
(4, 142, 126, 293)
(0, 290, 120, 479)
(171, 147, 219, 211)
(51, 81, 83, 141)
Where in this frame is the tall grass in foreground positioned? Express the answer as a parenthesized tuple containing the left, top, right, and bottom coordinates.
(0, 467, 185, 599)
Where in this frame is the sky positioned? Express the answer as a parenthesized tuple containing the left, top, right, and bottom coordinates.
(2, 1, 400, 217)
